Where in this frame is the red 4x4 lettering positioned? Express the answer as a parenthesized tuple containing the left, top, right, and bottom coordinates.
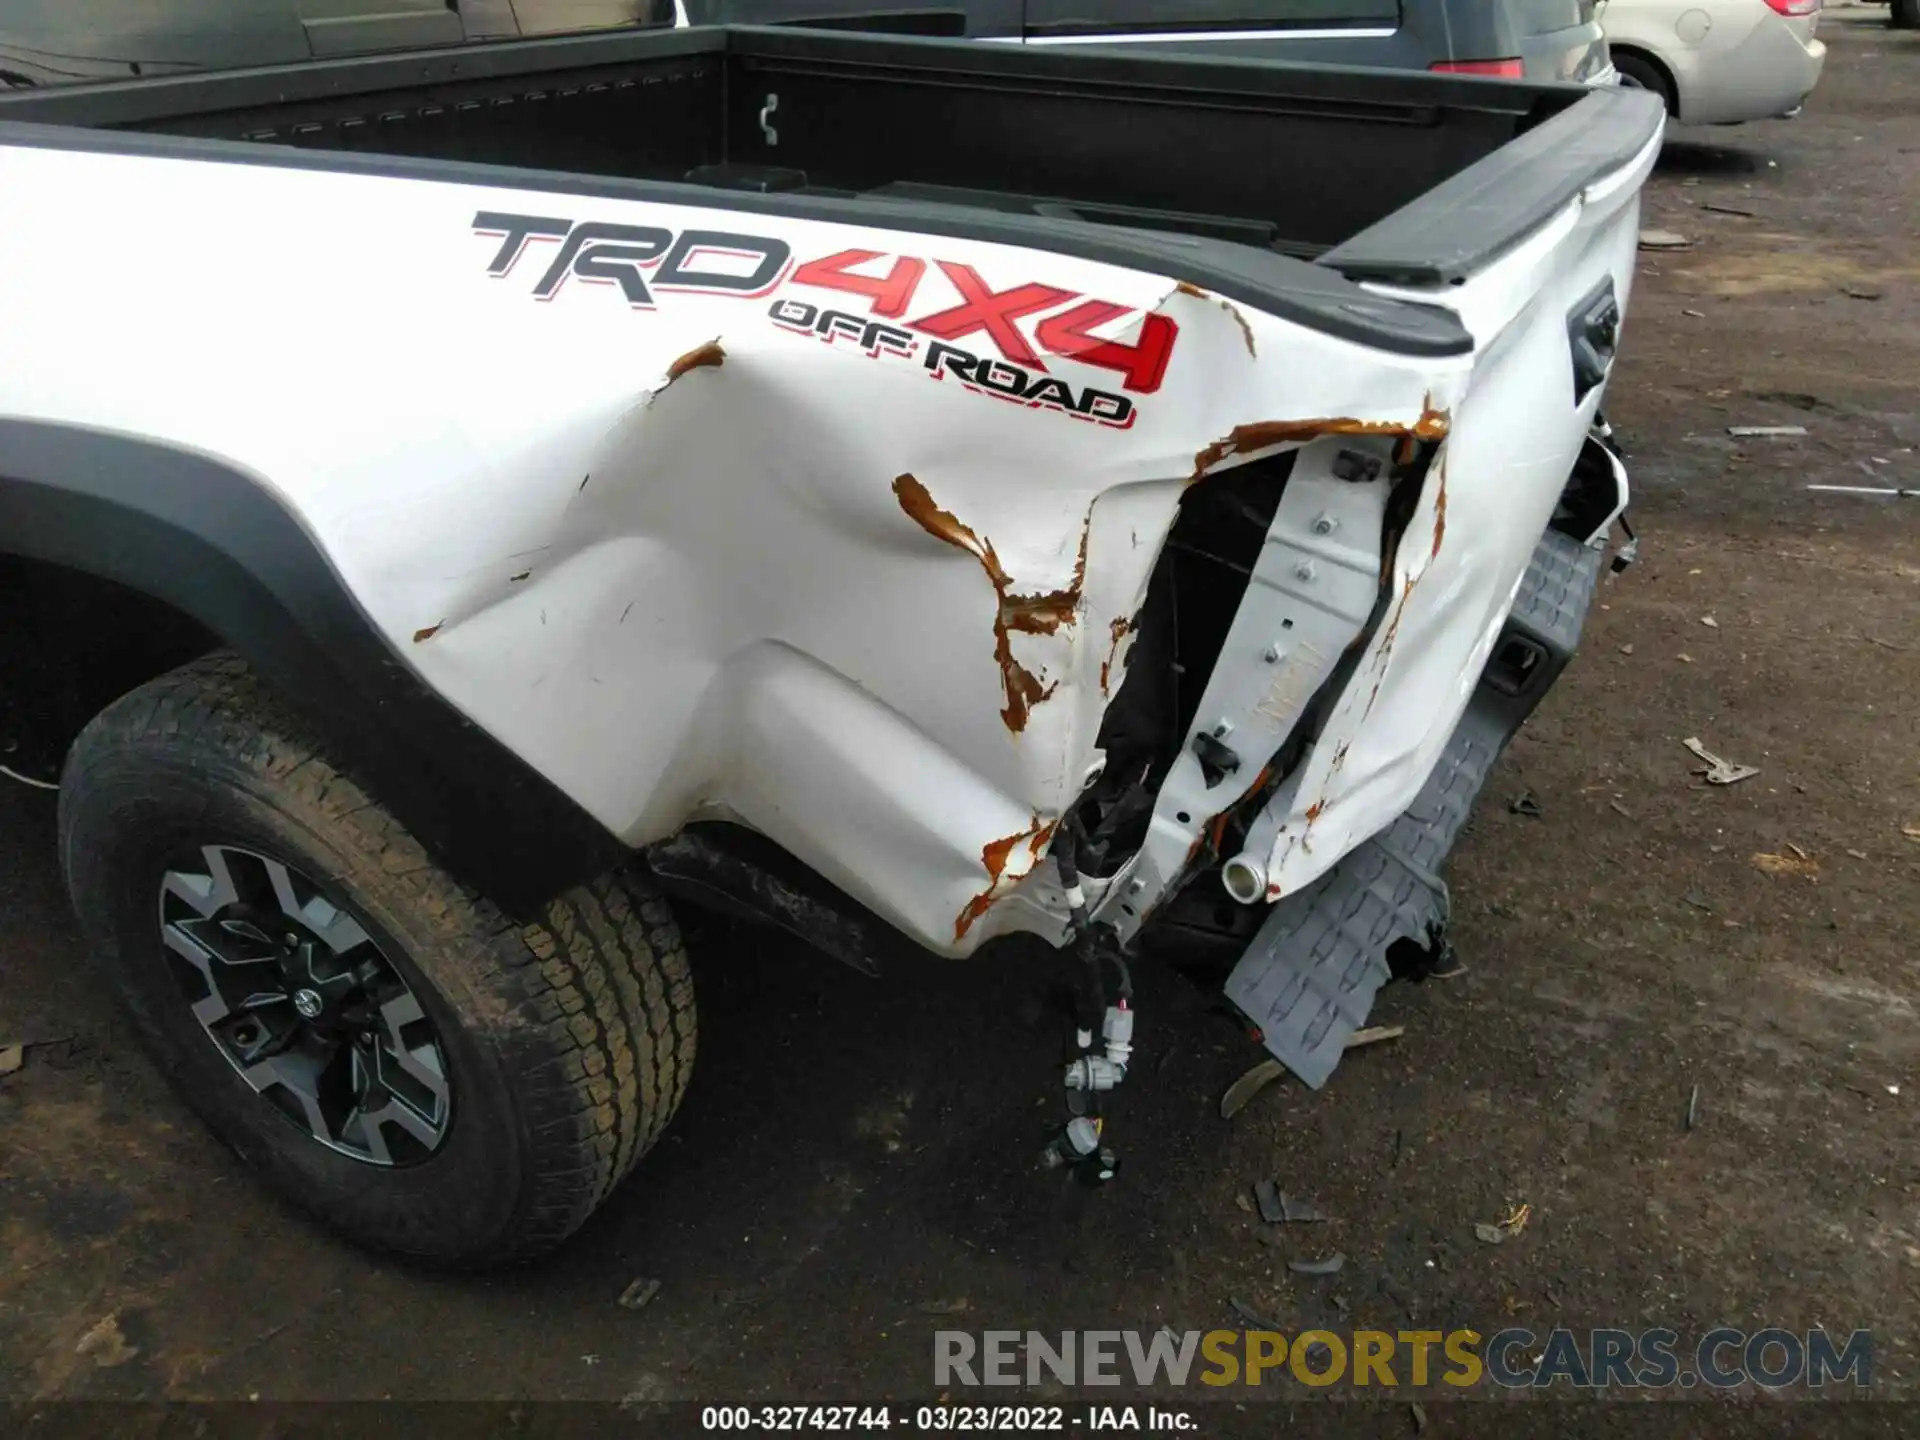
(1036, 300, 1177, 396)
(788, 249, 927, 318)
(788, 249, 1180, 393)
(907, 262, 1076, 371)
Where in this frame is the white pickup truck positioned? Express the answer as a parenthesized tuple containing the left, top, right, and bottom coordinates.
(0, 24, 1659, 1265)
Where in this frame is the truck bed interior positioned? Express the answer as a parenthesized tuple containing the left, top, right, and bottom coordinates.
(0, 24, 1597, 265)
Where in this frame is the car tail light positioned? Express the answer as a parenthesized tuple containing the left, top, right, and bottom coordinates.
(1430, 58, 1526, 78)
(1761, 0, 1820, 15)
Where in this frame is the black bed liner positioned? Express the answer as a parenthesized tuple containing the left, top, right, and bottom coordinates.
(0, 25, 1663, 352)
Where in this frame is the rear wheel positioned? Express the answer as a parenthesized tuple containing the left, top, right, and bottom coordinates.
(1892, 0, 1919, 30)
(59, 653, 695, 1267)
(1614, 52, 1676, 117)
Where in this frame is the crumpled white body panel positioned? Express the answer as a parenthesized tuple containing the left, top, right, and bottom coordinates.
(0, 131, 1648, 956)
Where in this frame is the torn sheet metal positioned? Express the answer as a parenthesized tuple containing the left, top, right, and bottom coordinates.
(1189, 130, 1651, 915)
(4, 148, 1468, 955)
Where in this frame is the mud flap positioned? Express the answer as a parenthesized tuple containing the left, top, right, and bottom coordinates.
(1224, 526, 1606, 1088)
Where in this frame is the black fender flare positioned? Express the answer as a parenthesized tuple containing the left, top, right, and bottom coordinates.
(0, 417, 625, 917)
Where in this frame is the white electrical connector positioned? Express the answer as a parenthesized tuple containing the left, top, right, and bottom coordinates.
(1064, 1005, 1136, 1092)
(1049, 1117, 1102, 1164)
(1064, 1055, 1126, 1091)
(1101, 1003, 1133, 1073)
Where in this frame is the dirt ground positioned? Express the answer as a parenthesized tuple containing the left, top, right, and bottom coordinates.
(2, 9, 1916, 1432)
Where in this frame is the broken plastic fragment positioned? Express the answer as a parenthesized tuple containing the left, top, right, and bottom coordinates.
(1288, 1253, 1346, 1276)
(1254, 1179, 1285, 1225)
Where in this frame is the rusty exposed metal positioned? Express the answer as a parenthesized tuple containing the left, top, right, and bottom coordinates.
(1099, 615, 1132, 696)
(1429, 457, 1449, 559)
(412, 621, 443, 643)
(1171, 280, 1257, 359)
(1361, 573, 1419, 724)
(509, 569, 532, 583)
(1190, 397, 1451, 482)
(892, 473, 1088, 733)
(954, 813, 1059, 940)
(664, 338, 726, 384)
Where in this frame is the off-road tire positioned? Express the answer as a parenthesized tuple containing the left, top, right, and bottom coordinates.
(58, 652, 695, 1268)
(1892, 0, 1919, 31)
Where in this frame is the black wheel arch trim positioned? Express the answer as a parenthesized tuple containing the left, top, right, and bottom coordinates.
(0, 417, 627, 918)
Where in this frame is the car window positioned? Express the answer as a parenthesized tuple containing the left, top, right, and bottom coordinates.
(1025, 1, 1401, 37)
(0, 0, 676, 89)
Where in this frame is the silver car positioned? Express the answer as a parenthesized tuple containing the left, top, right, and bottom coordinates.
(1601, 0, 1828, 124)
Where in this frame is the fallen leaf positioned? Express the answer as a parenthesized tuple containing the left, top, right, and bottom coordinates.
(1220, 1028, 1405, 1117)
(1752, 851, 1820, 880)
(75, 1314, 138, 1368)
(1220, 1059, 1285, 1119)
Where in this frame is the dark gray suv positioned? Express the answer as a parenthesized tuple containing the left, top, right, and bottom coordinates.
(0, 2, 673, 86)
(2, 1, 1611, 88)
(687, 1, 1614, 84)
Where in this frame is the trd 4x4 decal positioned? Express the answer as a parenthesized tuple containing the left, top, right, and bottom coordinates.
(768, 298, 1137, 429)
(473, 211, 793, 304)
(472, 212, 1180, 427)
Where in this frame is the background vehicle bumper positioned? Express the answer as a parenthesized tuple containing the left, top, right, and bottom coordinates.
(1687, 19, 1827, 125)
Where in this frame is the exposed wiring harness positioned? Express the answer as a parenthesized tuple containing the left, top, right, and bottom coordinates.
(1042, 817, 1134, 1183)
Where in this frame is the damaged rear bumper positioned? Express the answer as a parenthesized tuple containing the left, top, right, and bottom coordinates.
(1223, 515, 1610, 1087)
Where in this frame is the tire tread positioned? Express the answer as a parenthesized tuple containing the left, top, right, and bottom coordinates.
(59, 652, 694, 1267)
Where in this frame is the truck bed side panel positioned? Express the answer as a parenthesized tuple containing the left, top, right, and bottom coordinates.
(0, 136, 1458, 954)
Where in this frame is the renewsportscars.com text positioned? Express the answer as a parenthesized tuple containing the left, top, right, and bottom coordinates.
(934, 1327, 1872, 1390)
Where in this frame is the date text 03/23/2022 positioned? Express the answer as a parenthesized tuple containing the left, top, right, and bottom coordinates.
(700, 1406, 1196, 1433)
